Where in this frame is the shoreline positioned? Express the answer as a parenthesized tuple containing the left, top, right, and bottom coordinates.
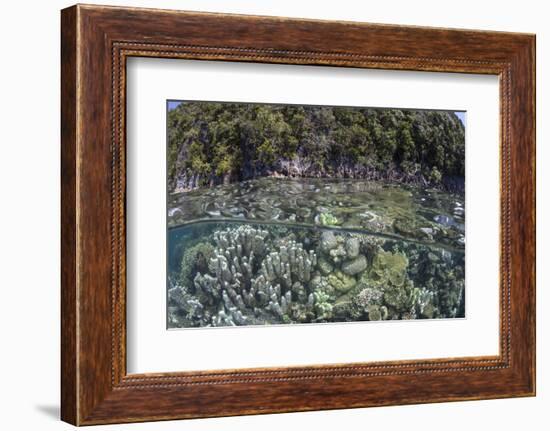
(171, 172, 465, 196)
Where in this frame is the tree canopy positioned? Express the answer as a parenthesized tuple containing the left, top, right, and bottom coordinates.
(167, 102, 465, 192)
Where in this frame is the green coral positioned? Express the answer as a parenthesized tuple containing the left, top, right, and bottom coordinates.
(369, 250, 409, 287)
(319, 212, 339, 226)
(313, 290, 333, 320)
(383, 280, 419, 312)
(366, 304, 388, 321)
(358, 248, 428, 319)
(317, 257, 334, 275)
(179, 242, 215, 286)
(328, 270, 357, 293)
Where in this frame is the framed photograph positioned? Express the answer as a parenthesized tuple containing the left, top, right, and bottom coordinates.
(61, 4, 535, 425)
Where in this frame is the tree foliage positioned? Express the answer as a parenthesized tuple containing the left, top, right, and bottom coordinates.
(167, 102, 465, 191)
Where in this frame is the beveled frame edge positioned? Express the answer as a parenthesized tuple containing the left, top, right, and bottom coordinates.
(61, 4, 535, 426)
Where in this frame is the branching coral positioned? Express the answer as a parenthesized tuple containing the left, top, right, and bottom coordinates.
(168, 222, 465, 328)
(313, 290, 333, 320)
(174, 225, 321, 326)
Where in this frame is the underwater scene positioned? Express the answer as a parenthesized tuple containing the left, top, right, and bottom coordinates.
(166, 102, 465, 328)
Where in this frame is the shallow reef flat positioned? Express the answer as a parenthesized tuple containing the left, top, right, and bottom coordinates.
(168, 177, 465, 249)
(167, 220, 465, 329)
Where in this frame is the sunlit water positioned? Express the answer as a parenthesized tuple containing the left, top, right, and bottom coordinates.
(167, 178, 465, 328)
(168, 177, 465, 248)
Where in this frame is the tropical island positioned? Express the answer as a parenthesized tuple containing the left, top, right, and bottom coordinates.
(167, 102, 465, 194)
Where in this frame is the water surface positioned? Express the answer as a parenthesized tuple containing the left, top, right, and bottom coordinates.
(168, 177, 465, 248)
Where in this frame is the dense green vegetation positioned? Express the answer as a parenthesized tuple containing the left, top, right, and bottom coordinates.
(167, 102, 465, 192)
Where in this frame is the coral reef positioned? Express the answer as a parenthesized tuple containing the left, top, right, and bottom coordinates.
(351, 247, 441, 320)
(178, 242, 214, 286)
(168, 222, 465, 328)
(405, 245, 465, 318)
(341, 255, 368, 276)
(170, 225, 322, 326)
(327, 270, 357, 293)
(318, 212, 339, 226)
